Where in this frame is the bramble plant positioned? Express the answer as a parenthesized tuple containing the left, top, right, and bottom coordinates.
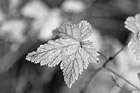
(26, 14, 140, 92)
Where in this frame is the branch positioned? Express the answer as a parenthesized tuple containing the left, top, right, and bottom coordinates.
(105, 67, 140, 91)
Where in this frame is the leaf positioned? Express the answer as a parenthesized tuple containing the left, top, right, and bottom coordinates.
(26, 39, 79, 66)
(61, 41, 99, 88)
(26, 20, 99, 88)
(125, 14, 140, 34)
(125, 14, 140, 60)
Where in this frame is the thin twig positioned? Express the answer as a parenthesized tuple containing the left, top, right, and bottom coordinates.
(98, 51, 107, 60)
(103, 46, 126, 67)
(105, 67, 140, 91)
(112, 46, 126, 59)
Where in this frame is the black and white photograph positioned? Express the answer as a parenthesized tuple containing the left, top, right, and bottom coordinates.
(0, 0, 140, 93)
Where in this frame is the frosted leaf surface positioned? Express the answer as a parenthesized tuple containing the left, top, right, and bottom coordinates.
(26, 20, 99, 88)
(58, 21, 93, 41)
(128, 35, 140, 60)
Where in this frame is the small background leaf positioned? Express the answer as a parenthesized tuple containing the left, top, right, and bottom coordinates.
(125, 14, 140, 60)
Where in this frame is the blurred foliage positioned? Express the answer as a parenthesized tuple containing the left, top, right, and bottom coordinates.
(0, 0, 140, 93)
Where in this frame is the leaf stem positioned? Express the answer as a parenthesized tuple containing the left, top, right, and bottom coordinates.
(103, 46, 126, 68)
(112, 45, 126, 59)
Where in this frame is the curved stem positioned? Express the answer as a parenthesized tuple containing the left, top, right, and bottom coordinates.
(105, 67, 140, 91)
(98, 51, 107, 60)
